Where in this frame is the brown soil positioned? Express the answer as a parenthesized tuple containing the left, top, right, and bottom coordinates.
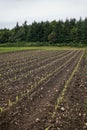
(0, 50, 75, 108)
(0, 50, 86, 130)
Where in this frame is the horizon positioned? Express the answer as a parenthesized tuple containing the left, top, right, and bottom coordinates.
(0, 17, 87, 30)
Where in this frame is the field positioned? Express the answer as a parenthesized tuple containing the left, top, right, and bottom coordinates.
(0, 47, 87, 130)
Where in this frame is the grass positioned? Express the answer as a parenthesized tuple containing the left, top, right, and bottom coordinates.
(0, 47, 36, 53)
(0, 46, 86, 53)
(0, 41, 86, 53)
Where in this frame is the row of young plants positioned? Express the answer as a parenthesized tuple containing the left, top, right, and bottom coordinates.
(0, 55, 73, 110)
(0, 50, 64, 85)
(0, 50, 78, 104)
(0, 50, 55, 71)
(45, 50, 85, 130)
(0, 50, 60, 65)
(0, 50, 71, 83)
(0, 50, 65, 76)
(0, 50, 72, 86)
(0, 52, 68, 77)
(0, 50, 81, 113)
(0, 50, 76, 98)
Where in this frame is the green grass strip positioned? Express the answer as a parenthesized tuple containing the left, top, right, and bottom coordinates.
(0, 46, 84, 53)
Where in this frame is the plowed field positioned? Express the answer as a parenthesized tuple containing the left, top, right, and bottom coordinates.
(0, 49, 86, 130)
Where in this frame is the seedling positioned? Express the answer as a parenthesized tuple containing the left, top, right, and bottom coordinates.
(8, 99, 12, 107)
(0, 107, 3, 112)
(16, 96, 19, 102)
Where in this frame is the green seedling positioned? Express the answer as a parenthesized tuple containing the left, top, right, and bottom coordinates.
(84, 101, 87, 113)
(0, 107, 3, 112)
(16, 96, 19, 102)
(45, 126, 51, 130)
(8, 99, 12, 107)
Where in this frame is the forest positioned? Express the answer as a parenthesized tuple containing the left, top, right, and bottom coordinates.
(0, 18, 87, 45)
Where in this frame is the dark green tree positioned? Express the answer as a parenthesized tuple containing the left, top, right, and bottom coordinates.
(48, 31, 57, 43)
(0, 18, 87, 45)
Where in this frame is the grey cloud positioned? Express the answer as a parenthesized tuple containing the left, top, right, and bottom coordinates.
(0, 0, 87, 28)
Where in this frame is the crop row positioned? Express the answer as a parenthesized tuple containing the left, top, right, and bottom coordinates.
(45, 50, 85, 130)
(0, 50, 72, 84)
(0, 50, 81, 112)
(0, 50, 67, 75)
(0, 50, 76, 94)
(0, 50, 62, 66)
(0, 50, 68, 73)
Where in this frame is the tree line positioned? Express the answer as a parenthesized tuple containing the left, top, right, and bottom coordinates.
(0, 18, 87, 45)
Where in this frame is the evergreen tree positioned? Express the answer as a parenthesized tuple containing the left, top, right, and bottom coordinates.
(0, 18, 87, 45)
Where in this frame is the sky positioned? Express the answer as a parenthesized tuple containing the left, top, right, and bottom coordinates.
(0, 0, 87, 29)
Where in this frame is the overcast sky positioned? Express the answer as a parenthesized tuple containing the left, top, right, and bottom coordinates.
(0, 0, 87, 29)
